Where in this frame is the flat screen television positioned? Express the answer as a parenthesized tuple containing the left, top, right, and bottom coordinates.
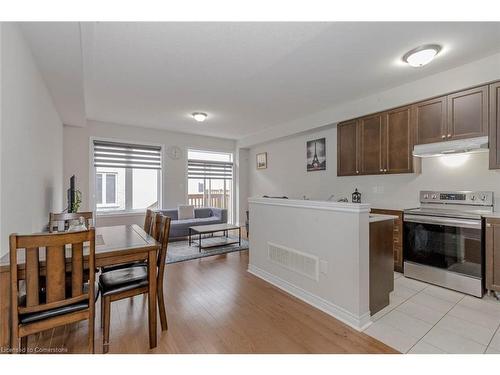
(67, 175, 76, 213)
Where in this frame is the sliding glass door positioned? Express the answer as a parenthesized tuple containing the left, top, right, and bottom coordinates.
(187, 150, 233, 223)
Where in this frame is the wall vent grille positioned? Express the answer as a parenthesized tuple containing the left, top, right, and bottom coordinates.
(267, 242, 319, 281)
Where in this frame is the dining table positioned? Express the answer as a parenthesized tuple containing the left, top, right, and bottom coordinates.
(0, 224, 160, 352)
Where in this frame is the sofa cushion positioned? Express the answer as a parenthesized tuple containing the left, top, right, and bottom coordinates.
(178, 205, 195, 220)
(195, 208, 213, 218)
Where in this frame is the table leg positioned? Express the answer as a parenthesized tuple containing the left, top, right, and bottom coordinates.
(147, 250, 157, 349)
(189, 228, 191, 246)
(0, 271, 11, 351)
(239, 227, 241, 246)
(199, 233, 202, 253)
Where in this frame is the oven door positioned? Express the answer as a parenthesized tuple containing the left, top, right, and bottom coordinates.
(403, 214, 483, 279)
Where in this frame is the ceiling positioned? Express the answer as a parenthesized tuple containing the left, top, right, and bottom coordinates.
(21, 22, 500, 140)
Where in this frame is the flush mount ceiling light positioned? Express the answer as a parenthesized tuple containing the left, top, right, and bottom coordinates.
(191, 112, 208, 122)
(402, 44, 441, 67)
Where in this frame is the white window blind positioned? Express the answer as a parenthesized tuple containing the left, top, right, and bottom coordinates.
(93, 140, 161, 170)
(187, 159, 233, 180)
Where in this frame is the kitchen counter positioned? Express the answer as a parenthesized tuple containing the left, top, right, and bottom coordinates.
(369, 213, 398, 223)
(247, 197, 373, 331)
(481, 213, 500, 219)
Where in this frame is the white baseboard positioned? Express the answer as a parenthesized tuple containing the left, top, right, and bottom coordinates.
(247, 264, 372, 331)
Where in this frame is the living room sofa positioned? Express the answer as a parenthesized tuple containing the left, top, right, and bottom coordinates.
(156, 207, 228, 238)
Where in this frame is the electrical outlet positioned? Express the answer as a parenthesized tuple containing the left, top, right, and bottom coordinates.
(320, 260, 328, 274)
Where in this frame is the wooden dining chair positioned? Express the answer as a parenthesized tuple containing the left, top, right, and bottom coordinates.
(99, 214, 170, 353)
(144, 209, 155, 235)
(10, 229, 96, 353)
(99, 210, 157, 275)
(49, 212, 94, 233)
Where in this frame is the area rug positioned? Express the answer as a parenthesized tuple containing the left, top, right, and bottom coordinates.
(166, 236, 249, 264)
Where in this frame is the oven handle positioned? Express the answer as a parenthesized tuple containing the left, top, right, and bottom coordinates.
(404, 214, 481, 229)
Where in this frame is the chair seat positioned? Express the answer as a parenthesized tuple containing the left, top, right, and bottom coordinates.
(99, 265, 149, 296)
(19, 282, 98, 325)
(100, 261, 147, 273)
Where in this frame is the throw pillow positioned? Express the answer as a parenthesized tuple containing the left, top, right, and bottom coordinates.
(178, 205, 195, 220)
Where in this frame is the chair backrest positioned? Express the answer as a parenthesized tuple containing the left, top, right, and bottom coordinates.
(151, 214, 171, 281)
(144, 209, 155, 235)
(49, 212, 94, 233)
(10, 229, 96, 321)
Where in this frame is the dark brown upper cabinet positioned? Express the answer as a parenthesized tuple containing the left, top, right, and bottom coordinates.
(359, 114, 384, 175)
(412, 96, 447, 145)
(447, 85, 488, 140)
(385, 106, 413, 174)
(490, 82, 500, 169)
(337, 81, 496, 176)
(413, 85, 488, 145)
(337, 119, 359, 176)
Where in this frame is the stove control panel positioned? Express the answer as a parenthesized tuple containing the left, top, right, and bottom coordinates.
(420, 191, 494, 206)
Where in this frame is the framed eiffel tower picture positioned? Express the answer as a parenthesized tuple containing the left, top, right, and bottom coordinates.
(306, 138, 326, 171)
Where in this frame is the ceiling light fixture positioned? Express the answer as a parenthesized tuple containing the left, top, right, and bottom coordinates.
(402, 44, 441, 67)
(192, 112, 208, 122)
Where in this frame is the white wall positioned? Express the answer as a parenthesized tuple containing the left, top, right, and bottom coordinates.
(248, 125, 500, 211)
(0, 23, 64, 257)
(63, 120, 236, 226)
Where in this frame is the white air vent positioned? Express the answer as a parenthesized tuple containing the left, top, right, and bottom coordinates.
(268, 242, 319, 281)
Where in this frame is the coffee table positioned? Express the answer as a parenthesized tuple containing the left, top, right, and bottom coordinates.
(188, 223, 241, 252)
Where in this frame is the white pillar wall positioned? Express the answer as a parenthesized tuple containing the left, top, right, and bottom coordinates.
(235, 147, 249, 226)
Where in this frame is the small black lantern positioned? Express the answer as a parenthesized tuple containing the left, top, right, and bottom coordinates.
(352, 188, 361, 203)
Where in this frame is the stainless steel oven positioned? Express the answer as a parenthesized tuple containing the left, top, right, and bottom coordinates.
(403, 191, 493, 297)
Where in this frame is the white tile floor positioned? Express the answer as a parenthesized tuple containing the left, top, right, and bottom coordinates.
(364, 272, 500, 354)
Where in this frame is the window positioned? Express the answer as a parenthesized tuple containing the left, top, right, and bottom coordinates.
(93, 140, 162, 214)
(95, 172, 118, 207)
(187, 149, 233, 222)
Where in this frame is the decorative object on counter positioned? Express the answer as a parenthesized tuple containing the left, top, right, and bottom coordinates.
(352, 188, 361, 203)
(256, 152, 267, 169)
(306, 138, 326, 171)
(68, 216, 88, 232)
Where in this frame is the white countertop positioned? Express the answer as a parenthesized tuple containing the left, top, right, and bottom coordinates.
(369, 213, 398, 223)
(248, 197, 371, 213)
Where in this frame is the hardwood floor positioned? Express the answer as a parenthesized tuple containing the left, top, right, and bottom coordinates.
(26, 250, 397, 354)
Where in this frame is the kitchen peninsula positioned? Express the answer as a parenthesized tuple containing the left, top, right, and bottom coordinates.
(247, 197, 395, 331)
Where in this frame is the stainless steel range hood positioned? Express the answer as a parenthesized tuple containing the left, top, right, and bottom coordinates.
(413, 136, 489, 158)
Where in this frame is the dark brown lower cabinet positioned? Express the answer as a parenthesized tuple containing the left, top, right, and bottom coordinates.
(371, 208, 404, 273)
(485, 218, 500, 293)
(369, 219, 395, 315)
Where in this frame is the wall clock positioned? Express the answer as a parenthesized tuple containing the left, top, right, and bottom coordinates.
(167, 145, 182, 160)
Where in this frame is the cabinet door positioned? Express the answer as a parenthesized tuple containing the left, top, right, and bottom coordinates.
(359, 114, 384, 174)
(337, 120, 359, 176)
(385, 106, 413, 174)
(412, 96, 447, 145)
(447, 85, 488, 140)
(489, 82, 500, 169)
(486, 218, 500, 292)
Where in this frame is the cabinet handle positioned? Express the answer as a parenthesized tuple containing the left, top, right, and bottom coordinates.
(384, 169, 388, 172)
(486, 223, 491, 227)
(356, 170, 359, 174)
(441, 135, 446, 139)
(447, 134, 451, 138)
(380, 168, 383, 172)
